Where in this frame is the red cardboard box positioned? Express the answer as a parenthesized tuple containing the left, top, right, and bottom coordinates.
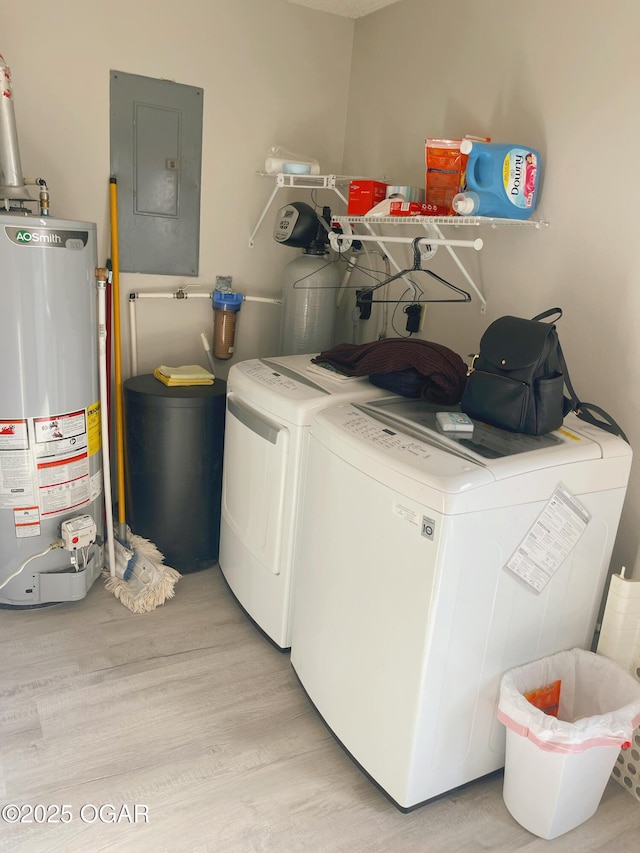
(348, 180, 388, 215)
(389, 201, 438, 217)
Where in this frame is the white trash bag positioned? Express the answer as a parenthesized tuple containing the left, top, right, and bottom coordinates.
(498, 648, 640, 839)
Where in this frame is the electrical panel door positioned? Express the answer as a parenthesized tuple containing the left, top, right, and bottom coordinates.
(110, 70, 203, 275)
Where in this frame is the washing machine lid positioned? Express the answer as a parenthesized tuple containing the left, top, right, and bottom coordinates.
(355, 397, 630, 479)
(309, 397, 631, 505)
(226, 354, 386, 425)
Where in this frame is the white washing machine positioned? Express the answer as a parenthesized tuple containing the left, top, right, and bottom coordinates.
(219, 353, 389, 650)
(290, 397, 632, 810)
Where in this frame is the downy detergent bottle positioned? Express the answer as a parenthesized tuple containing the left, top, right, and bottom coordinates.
(452, 140, 541, 219)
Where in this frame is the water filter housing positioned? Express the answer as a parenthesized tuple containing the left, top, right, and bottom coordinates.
(0, 216, 104, 606)
(213, 290, 243, 360)
(455, 140, 541, 219)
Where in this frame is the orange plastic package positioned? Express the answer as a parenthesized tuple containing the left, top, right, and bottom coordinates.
(524, 679, 561, 717)
(425, 136, 490, 215)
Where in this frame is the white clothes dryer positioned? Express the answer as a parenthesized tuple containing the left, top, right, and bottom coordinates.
(219, 353, 389, 650)
(290, 397, 632, 810)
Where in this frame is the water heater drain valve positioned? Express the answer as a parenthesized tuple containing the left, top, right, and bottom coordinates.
(60, 514, 97, 551)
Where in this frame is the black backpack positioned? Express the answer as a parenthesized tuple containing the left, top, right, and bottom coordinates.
(460, 308, 627, 440)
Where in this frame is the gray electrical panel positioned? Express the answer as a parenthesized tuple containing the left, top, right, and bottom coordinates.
(110, 70, 203, 275)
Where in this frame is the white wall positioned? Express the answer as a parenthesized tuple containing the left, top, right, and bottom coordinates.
(2, 0, 353, 375)
(343, 0, 640, 577)
(4, 0, 639, 575)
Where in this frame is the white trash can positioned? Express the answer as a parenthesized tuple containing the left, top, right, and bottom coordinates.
(498, 648, 640, 840)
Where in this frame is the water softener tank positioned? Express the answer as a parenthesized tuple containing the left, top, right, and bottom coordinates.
(0, 216, 104, 606)
(280, 253, 339, 355)
(274, 201, 339, 355)
(124, 375, 227, 573)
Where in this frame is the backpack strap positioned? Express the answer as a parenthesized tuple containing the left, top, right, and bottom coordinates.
(532, 307, 563, 323)
(531, 307, 628, 443)
(575, 402, 629, 444)
(556, 342, 629, 443)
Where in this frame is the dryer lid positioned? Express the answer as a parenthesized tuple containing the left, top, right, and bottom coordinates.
(227, 355, 386, 425)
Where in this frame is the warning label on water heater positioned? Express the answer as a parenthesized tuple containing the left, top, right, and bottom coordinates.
(0, 419, 33, 508)
(37, 451, 90, 516)
(0, 419, 29, 450)
(13, 505, 41, 538)
(0, 408, 91, 516)
(33, 410, 90, 516)
(34, 410, 87, 449)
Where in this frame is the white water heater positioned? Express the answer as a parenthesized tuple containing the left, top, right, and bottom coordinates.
(0, 216, 104, 606)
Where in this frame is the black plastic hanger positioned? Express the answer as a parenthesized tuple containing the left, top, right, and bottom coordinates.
(361, 238, 471, 303)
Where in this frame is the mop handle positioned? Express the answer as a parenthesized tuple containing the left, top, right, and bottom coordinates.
(96, 267, 117, 578)
(109, 178, 127, 539)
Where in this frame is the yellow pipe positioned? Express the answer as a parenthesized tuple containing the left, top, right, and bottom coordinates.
(109, 177, 126, 535)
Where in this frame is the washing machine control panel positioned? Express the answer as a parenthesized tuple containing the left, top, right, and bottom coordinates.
(342, 411, 434, 457)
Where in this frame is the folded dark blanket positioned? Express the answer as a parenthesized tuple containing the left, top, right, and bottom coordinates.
(312, 338, 468, 404)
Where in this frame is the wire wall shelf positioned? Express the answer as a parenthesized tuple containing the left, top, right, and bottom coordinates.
(333, 214, 549, 229)
(250, 174, 550, 312)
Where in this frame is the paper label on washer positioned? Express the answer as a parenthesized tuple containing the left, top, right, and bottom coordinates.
(505, 484, 591, 593)
(394, 502, 420, 525)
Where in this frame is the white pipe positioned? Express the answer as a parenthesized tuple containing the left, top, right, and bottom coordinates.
(0, 55, 27, 193)
(354, 245, 390, 340)
(200, 332, 216, 373)
(130, 292, 180, 299)
(129, 290, 280, 303)
(244, 295, 282, 304)
(128, 289, 281, 377)
(97, 269, 116, 579)
(336, 254, 359, 309)
(129, 297, 138, 376)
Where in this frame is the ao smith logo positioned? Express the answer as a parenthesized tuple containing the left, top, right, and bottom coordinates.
(5, 226, 89, 248)
(15, 229, 62, 244)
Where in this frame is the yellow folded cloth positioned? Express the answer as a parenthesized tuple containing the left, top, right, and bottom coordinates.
(154, 365, 214, 386)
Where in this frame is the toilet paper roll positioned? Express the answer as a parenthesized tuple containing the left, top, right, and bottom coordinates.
(264, 157, 320, 175)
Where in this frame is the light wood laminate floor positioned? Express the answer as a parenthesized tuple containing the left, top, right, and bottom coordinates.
(1, 567, 638, 852)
